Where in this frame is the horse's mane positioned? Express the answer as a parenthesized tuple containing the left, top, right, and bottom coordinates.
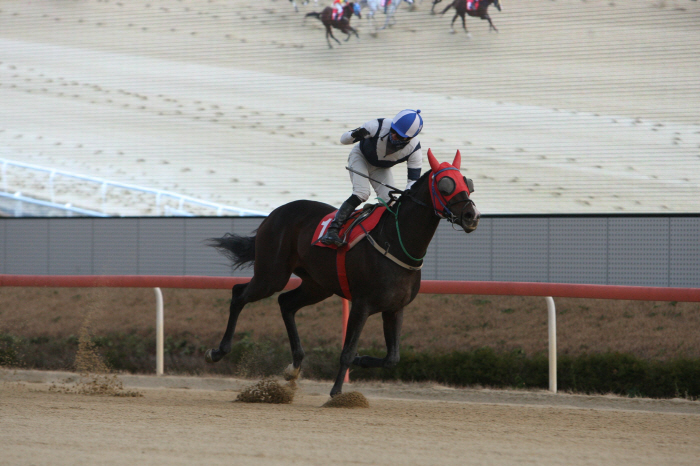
(398, 169, 432, 203)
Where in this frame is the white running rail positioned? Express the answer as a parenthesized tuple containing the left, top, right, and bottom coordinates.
(1, 158, 269, 217)
(0, 191, 110, 217)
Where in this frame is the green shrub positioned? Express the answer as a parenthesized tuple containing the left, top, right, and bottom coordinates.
(2, 332, 699, 399)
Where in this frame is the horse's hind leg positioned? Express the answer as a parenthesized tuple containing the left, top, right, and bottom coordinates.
(206, 276, 285, 363)
(279, 280, 333, 380)
(353, 310, 403, 369)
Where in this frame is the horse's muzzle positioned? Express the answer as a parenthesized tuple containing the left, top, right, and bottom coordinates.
(460, 206, 480, 234)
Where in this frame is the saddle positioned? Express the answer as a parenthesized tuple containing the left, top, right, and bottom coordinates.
(313, 204, 387, 301)
(466, 0, 480, 11)
(313, 204, 386, 251)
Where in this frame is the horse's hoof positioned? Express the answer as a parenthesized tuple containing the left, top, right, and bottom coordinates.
(205, 348, 221, 363)
(466, 32, 472, 39)
(283, 363, 301, 381)
(449, 29, 456, 34)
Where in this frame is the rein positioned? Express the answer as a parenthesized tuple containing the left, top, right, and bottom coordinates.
(350, 168, 474, 270)
(376, 197, 425, 263)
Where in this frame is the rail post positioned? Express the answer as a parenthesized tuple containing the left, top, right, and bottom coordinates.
(546, 296, 557, 393)
(155, 287, 164, 376)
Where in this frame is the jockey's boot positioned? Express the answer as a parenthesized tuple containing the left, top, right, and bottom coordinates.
(320, 200, 357, 247)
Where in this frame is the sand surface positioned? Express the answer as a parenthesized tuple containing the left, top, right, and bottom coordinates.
(0, 0, 698, 215)
(2, 369, 700, 465)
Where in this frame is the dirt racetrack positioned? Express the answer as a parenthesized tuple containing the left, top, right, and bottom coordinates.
(2, 370, 700, 465)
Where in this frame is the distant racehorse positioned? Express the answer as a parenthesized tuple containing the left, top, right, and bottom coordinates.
(289, 0, 317, 13)
(440, 0, 501, 35)
(305, 2, 361, 48)
(362, 0, 414, 30)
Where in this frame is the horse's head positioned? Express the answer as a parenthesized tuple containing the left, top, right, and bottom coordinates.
(347, 2, 362, 19)
(427, 148, 480, 233)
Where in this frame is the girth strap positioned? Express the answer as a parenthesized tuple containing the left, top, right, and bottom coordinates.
(336, 247, 352, 300)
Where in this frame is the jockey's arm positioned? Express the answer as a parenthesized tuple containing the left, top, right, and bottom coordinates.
(405, 146, 422, 190)
(340, 120, 378, 145)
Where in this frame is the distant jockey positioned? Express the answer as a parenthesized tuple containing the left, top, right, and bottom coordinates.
(319, 109, 424, 247)
(382, 0, 392, 14)
(332, 0, 345, 21)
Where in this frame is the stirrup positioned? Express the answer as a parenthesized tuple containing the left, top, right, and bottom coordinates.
(320, 230, 346, 247)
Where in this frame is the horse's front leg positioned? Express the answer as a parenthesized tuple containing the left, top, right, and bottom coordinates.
(344, 26, 359, 41)
(330, 302, 370, 397)
(327, 25, 342, 47)
(462, 14, 471, 38)
(279, 281, 332, 380)
(485, 15, 498, 32)
(353, 310, 403, 369)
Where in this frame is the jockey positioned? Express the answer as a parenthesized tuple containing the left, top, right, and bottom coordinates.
(320, 109, 424, 247)
(332, 0, 345, 21)
(466, 0, 479, 11)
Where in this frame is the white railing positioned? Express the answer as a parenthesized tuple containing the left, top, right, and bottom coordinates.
(0, 191, 110, 217)
(0, 158, 269, 217)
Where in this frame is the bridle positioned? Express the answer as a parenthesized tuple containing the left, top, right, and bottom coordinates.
(427, 167, 475, 225)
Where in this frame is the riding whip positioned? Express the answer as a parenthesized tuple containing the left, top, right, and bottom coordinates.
(345, 167, 405, 194)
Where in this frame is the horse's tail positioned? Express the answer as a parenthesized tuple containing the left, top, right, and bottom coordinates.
(208, 233, 256, 270)
(305, 11, 321, 20)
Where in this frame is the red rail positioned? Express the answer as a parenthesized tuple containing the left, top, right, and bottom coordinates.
(1, 275, 699, 302)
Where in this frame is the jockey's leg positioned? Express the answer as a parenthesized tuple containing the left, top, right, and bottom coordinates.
(319, 195, 362, 247)
(320, 149, 370, 247)
(368, 165, 396, 203)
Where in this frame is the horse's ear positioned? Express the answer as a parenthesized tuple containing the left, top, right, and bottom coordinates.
(452, 150, 461, 170)
(427, 148, 440, 172)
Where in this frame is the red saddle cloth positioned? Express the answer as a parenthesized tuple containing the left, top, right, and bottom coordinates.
(313, 205, 386, 251)
(312, 205, 387, 301)
(466, 0, 480, 11)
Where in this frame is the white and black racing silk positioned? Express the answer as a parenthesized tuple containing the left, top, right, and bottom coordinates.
(340, 118, 422, 181)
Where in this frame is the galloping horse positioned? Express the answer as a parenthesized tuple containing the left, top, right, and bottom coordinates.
(305, 2, 361, 48)
(439, 0, 501, 35)
(206, 149, 480, 397)
(361, 0, 414, 30)
(289, 0, 317, 13)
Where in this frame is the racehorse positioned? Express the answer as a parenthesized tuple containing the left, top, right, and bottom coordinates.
(289, 0, 317, 13)
(305, 2, 361, 48)
(439, 0, 501, 35)
(362, 0, 414, 30)
(206, 149, 480, 397)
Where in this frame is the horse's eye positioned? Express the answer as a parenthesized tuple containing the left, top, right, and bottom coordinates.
(438, 177, 456, 196)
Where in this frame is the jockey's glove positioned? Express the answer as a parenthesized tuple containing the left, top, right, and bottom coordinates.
(350, 127, 370, 142)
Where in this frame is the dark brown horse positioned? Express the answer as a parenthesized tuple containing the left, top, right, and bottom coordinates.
(439, 0, 501, 36)
(305, 2, 361, 48)
(206, 149, 480, 397)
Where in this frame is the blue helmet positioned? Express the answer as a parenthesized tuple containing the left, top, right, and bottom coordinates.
(391, 109, 423, 139)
